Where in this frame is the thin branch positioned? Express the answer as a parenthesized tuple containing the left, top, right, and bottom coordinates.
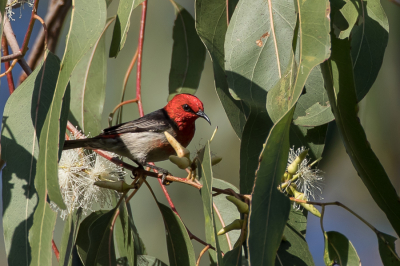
(116, 47, 139, 124)
(136, 1, 147, 117)
(290, 197, 400, 260)
(52, 239, 60, 261)
(21, 0, 72, 83)
(20, 0, 41, 55)
(196, 245, 211, 266)
(226, 0, 229, 26)
(1, 36, 15, 93)
(33, 14, 48, 51)
(3, 16, 33, 75)
(0, 59, 18, 78)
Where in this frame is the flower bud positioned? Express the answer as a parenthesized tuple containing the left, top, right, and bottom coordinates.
(217, 219, 244, 235)
(226, 196, 249, 214)
(94, 180, 136, 193)
(169, 155, 190, 169)
(287, 149, 308, 174)
(211, 156, 222, 166)
(164, 132, 190, 158)
(290, 187, 321, 217)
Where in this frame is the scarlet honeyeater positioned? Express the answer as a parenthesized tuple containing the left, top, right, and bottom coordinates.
(63, 94, 210, 175)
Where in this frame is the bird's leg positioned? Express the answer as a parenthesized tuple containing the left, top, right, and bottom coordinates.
(143, 163, 171, 185)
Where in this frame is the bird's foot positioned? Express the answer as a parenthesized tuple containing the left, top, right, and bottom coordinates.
(132, 165, 144, 178)
(143, 163, 171, 185)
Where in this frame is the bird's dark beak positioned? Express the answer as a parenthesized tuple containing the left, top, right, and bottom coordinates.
(196, 110, 211, 125)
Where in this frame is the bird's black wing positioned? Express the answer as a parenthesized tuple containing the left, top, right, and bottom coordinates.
(101, 109, 175, 135)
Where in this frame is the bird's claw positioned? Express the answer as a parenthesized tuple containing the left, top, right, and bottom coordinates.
(161, 173, 170, 185)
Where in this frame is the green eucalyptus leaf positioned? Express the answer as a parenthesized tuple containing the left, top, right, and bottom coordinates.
(377, 232, 400, 266)
(323, 231, 360, 266)
(30, 53, 70, 266)
(266, 0, 331, 122)
(198, 141, 223, 264)
(1, 52, 60, 266)
(276, 209, 315, 266)
(86, 208, 117, 266)
(114, 195, 146, 266)
(195, 0, 248, 139)
(168, 1, 206, 101)
(109, 0, 145, 57)
(36, 0, 106, 210)
(293, 65, 334, 127)
(248, 108, 294, 265)
(76, 210, 108, 264)
(212, 179, 241, 253)
(321, 35, 400, 237)
(59, 209, 82, 266)
(69, 17, 115, 136)
(157, 202, 196, 266)
(350, 0, 389, 101)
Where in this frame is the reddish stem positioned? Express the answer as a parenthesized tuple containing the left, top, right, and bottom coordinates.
(52, 239, 60, 261)
(136, 1, 147, 117)
(1, 36, 15, 94)
(21, 0, 41, 55)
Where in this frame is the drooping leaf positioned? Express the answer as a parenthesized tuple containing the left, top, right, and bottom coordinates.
(195, 0, 248, 139)
(266, 0, 331, 122)
(69, 17, 115, 136)
(29, 51, 70, 265)
(59, 209, 82, 266)
(223, 245, 243, 266)
(321, 35, 400, 237)
(31, 54, 71, 266)
(198, 141, 223, 264)
(350, 0, 389, 101)
(377, 232, 400, 266)
(36, 0, 106, 210)
(225, 0, 297, 99)
(76, 210, 108, 263)
(157, 202, 196, 266)
(168, 1, 206, 101)
(137, 255, 168, 266)
(276, 209, 315, 266)
(238, 108, 273, 194)
(114, 195, 146, 266)
(293, 65, 334, 127)
(248, 108, 294, 265)
(109, 0, 145, 57)
(323, 231, 360, 266)
(212, 179, 241, 253)
(1, 52, 60, 266)
(86, 209, 117, 266)
(336, 0, 361, 39)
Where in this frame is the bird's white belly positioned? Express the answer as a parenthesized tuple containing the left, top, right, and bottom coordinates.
(118, 132, 174, 163)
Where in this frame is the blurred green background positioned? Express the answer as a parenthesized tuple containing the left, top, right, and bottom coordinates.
(0, 0, 400, 265)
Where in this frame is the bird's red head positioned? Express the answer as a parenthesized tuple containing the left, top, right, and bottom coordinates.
(164, 94, 211, 129)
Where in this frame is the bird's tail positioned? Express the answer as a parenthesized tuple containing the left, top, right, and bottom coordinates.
(63, 138, 96, 150)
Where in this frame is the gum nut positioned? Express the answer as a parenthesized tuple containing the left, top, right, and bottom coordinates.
(217, 219, 243, 235)
(226, 196, 249, 214)
(211, 156, 222, 165)
(287, 149, 308, 174)
(169, 155, 190, 169)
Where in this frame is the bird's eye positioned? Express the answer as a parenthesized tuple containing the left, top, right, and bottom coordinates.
(182, 104, 192, 112)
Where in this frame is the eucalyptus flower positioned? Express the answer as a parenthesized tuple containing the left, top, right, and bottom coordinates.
(287, 146, 324, 202)
(6, 0, 34, 20)
(51, 148, 125, 220)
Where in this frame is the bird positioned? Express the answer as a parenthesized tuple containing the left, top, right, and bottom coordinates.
(63, 94, 211, 178)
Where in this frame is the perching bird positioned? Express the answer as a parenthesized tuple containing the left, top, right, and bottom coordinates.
(63, 94, 210, 176)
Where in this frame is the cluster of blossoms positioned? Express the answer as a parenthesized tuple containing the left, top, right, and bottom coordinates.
(50, 148, 126, 220)
(6, 0, 34, 20)
(286, 146, 324, 203)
